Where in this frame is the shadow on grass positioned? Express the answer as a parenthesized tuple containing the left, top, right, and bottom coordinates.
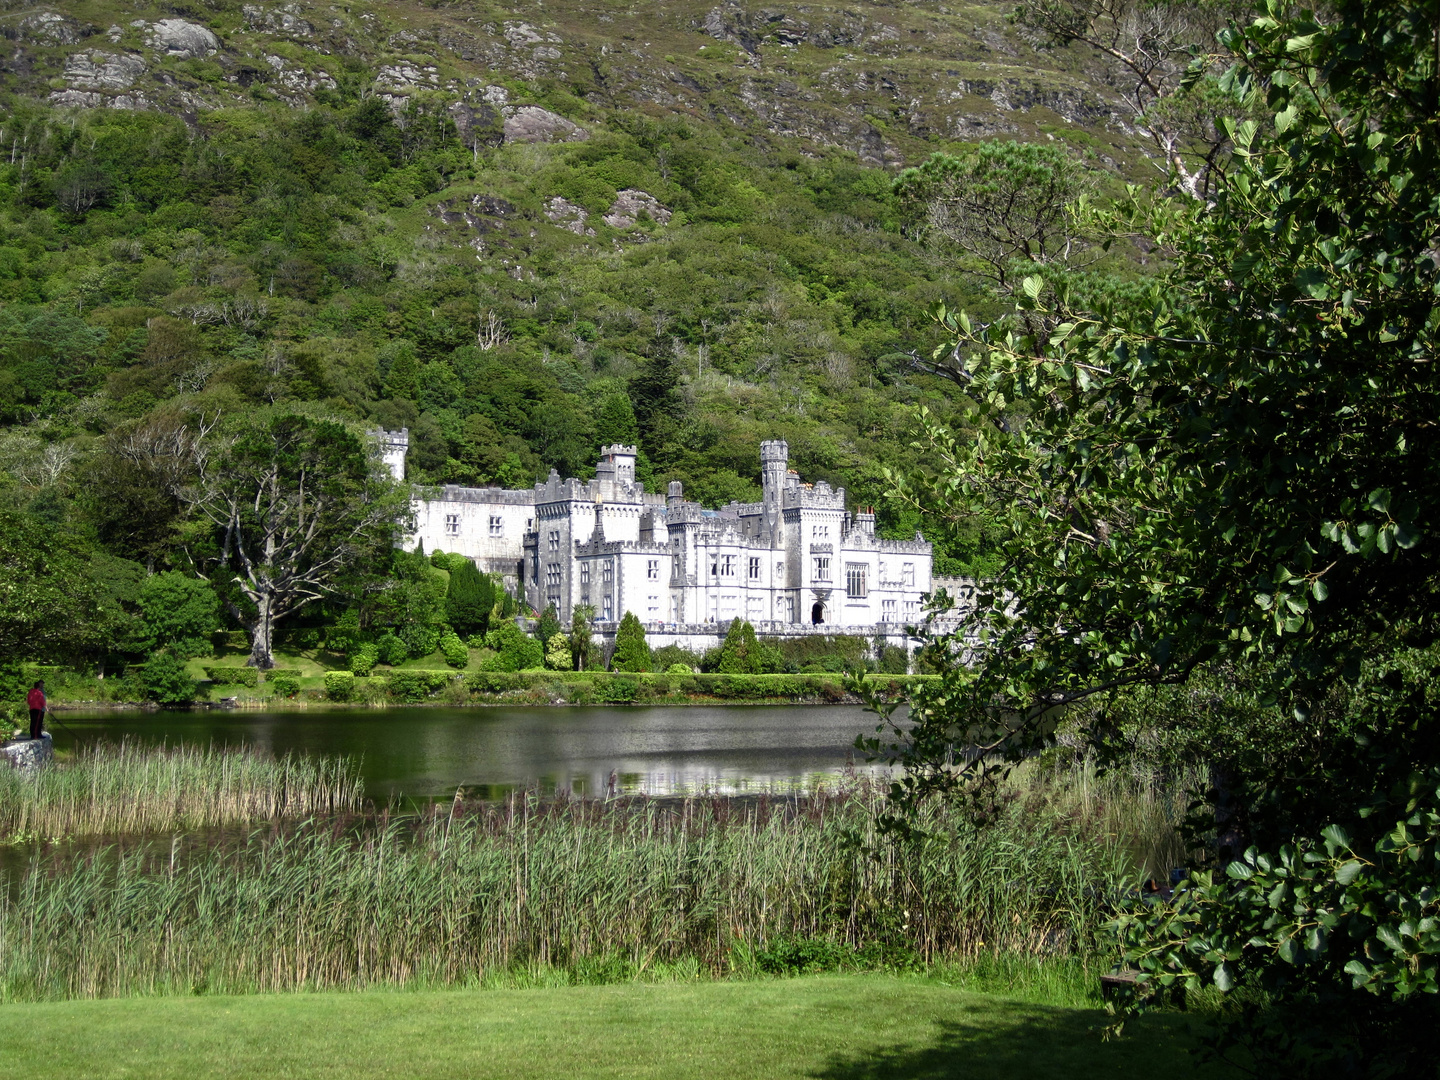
(811, 1001, 1224, 1080)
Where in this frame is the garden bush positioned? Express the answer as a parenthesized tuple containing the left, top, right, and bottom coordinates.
(265, 669, 301, 682)
(138, 653, 198, 704)
(386, 670, 454, 702)
(203, 666, 258, 688)
(269, 675, 300, 698)
(349, 643, 379, 676)
(439, 631, 469, 669)
(324, 672, 355, 701)
(376, 633, 408, 667)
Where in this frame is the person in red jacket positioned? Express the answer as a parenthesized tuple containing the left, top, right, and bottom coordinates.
(26, 680, 45, 741)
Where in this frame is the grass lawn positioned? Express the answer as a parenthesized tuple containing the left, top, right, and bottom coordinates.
(0, 974, 1229, 1080)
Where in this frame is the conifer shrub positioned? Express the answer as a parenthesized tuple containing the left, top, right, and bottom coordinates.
(536, 604, 561, 647)
(717, 619, 764, 674)
(445, 558, 495, 637)
(609, 611, 651, 672)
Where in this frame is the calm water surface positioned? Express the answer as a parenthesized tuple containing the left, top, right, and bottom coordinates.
(51, 705, 891, 801)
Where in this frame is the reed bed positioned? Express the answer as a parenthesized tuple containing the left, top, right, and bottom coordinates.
(0, 780, 1146, 1003)
(0, 742, 364, 841)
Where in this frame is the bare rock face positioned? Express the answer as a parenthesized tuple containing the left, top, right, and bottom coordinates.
(544, 196, 594, 236)
(145, 19, 219, 59)
(242, 4, 315, 39)
(603, 189, 671, 229)
(1, 733, 53, 772)
(18, 11, 90, 45)
(502, 105, 586, 144)
(61, 51, 147, 90)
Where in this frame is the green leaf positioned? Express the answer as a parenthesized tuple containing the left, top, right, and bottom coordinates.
(1334, 860, 1363, 885)
(1213, 962, 1236, 992)
(1021, 276, 1044, 300)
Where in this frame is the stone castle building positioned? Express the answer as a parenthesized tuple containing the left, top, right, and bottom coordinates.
(382, 431, 934, 651)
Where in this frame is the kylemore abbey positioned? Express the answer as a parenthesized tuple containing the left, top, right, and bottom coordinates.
(379, 431, 938, 651)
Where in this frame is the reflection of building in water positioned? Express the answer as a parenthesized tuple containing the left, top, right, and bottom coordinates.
(388, 435, 938, 652)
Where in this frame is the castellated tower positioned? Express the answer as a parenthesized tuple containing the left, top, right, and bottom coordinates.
(378, 429, 409, 482)
(761, 439, 788, 539)
(595, 444, 638, 485)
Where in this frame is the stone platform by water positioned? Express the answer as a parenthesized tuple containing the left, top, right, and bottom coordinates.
(1, 733, 53, 771)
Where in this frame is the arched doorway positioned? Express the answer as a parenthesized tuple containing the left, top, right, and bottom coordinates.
(811, 601, 825, 625)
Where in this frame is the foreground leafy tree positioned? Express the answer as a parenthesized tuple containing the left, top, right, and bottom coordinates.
(880, 0, 1440, 1070)
(716, 619, 764, 675)
(182, 412, 411, 669)
(610, 611, 651, 673)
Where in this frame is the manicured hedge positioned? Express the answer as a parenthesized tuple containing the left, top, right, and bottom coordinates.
(461, 671, 936, 701)
(203, 666, 258, 687)
(265, 668, 301, 682)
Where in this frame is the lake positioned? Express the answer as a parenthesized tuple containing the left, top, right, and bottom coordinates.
(49, 704, 893, 802)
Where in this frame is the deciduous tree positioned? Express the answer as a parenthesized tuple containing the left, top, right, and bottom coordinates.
(181, 411, 411, 669)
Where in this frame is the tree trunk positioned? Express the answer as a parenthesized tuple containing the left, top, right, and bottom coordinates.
(246, 593, 276, 669)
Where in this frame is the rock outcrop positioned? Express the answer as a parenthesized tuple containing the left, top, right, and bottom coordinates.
(1, 734, 54, 772)
(145, 19, 220, 59)
(502, 105, 586, 144)
(544, 196, 594, 236)
(603, 189, 671, 229)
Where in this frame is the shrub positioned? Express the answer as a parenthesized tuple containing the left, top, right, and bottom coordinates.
(594, 676, 639, 703)
(399, 620, 441, 659)
(545, 632, 572, 671)
(349, 642, 379, 676)
(265, 668, 300, 682)
(754, 936, 855, 976)
(325, 610, 363, 655)
(324, 671, 355, 701)
(386, 669, 453, 702)
(376, 633, 407, 667)
(666, 662, 693, 674)
(609, 611, 651, 672)
(439, 631, 469, 668)
(483, 621, 545, 672)
(269, 675, 300, 698)
(203, 665, 258, 687)
(138, 652, 198, 704)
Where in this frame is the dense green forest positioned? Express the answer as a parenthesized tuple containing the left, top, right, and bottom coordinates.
(0, 0, 1161, 684)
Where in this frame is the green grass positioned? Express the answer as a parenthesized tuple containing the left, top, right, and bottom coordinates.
(0, 974, 1229, 1079)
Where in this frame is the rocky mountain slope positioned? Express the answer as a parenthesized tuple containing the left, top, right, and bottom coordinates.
(3, 0, 1152, 174)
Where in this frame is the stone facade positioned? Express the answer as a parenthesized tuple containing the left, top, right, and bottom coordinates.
(390, 437, 935, 649)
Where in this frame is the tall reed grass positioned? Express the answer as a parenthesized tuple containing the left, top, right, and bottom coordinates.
(0, 742, 364, 841)
(0, 780, 1144, 1002)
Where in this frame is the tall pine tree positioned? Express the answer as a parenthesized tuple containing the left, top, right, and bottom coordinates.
(445, 559, 494, 638)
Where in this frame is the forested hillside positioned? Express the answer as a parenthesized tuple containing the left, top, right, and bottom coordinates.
(0, 0, 1171, 560)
